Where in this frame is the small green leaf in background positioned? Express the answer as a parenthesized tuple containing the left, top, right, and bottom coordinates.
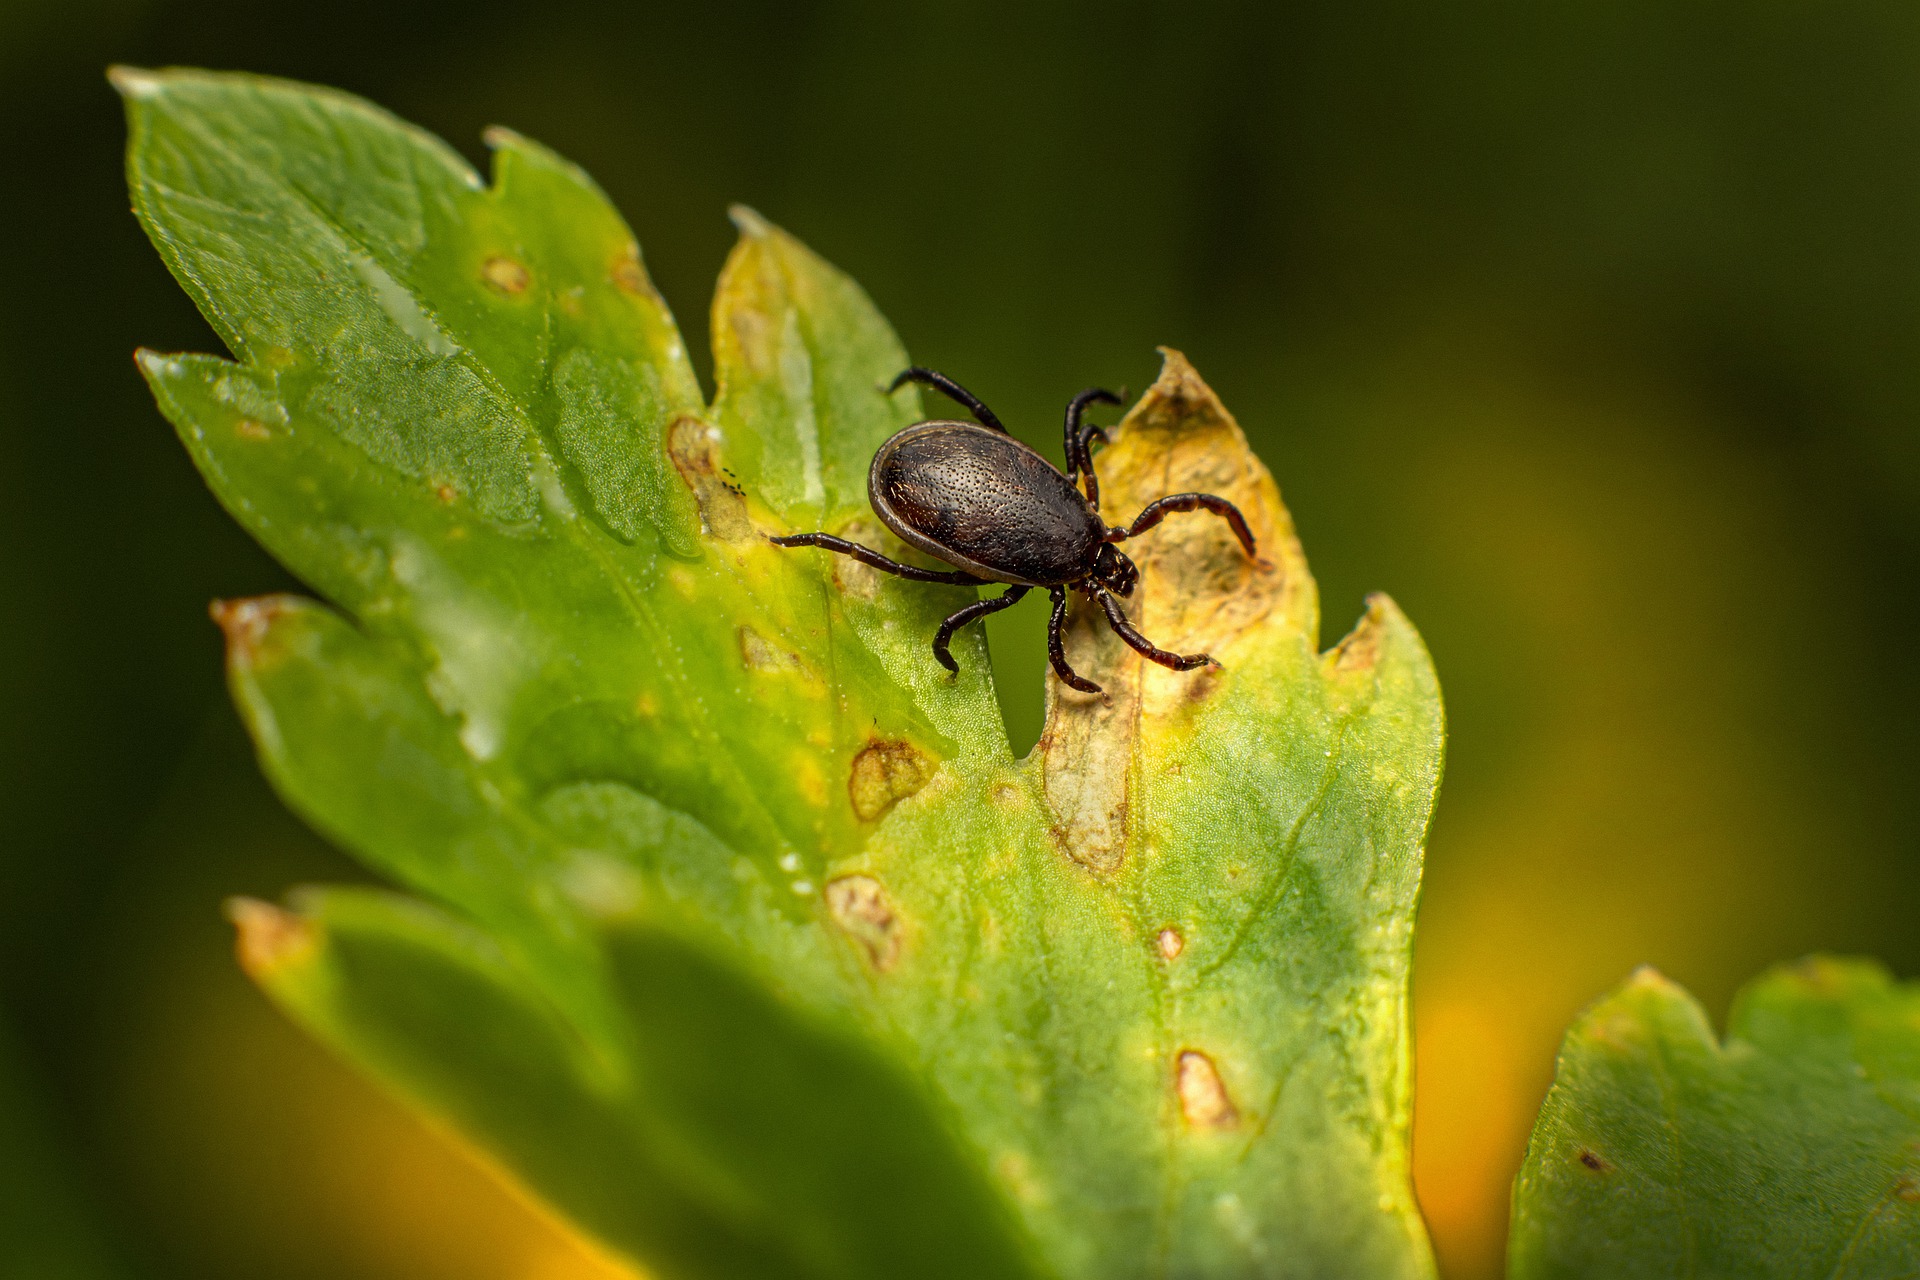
(118, 66, 1444, 1279)
(1509, 957, 1920, 1278)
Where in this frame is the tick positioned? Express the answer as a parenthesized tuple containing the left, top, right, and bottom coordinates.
(771, 367, 1258, 695)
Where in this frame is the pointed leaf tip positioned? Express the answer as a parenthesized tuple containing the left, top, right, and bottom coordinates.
(1327, 595, 1392, 673)
(208, 594, 297, 661)
(1127, 347, 1237, 437)
(480, 124, 522, 151)
(727, 203, 773, 237)
(225, 896, 317, 978)
(133, 348, 180, 379)
(1624, 964, 1675, 992)
(107, 65, 163, 99)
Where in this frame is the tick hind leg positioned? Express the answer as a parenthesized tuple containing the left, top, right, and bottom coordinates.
(887, 367, 1007, 432)
(769, 533, 984, 584)
(1092, 584, 1216, 672)
(1120, 493, 1258, 559)
(932, 585, 1029, 675)
(1046, 586, 1103, 695)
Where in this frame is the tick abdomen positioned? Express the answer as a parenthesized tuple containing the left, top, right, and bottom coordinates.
(870, 422, 1105, 585)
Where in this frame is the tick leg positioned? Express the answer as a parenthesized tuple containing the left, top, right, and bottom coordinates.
(1119, 493, 1258, 558)
(931, 585, 1030, 675)
(1092, 585, 1216, 672)
(1074, 426, 1109, 510)
(1046, 585, 1103, 694)
(1062, 387, 1122, 507)
(887, 367, 1007, 432)
(769, 533, 984, 584)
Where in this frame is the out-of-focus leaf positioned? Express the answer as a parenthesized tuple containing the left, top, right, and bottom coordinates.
(232, 887, 1031, 1280)
(122, 67, 1445, 1278)
(1509, 958, 1920, 1279)
(0, 1017, 128, 1280)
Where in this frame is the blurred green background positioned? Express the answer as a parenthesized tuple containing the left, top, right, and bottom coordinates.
(3, 2, 1918, 1277)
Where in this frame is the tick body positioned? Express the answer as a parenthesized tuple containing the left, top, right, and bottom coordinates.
(771, 367, 1258, 695)
(871, 423, 1105, 586)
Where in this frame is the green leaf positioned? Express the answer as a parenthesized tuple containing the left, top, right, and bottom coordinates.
(231, 888, 1033, 1280)
(1509, 958, 1920, 1279)
(121, 67, 1445, 1278)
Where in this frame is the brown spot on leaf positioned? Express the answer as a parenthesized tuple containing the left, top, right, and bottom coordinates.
(825, 875, 901, 970)
(737, 625, 801, 673)
(668, 415, 752, 542)
(1042, 712, 1131, 876)
(481, 256, 529, 295)
(234, 418, 271, 441)
(610, 248, 653, 298)
(225, 897, 316, 978)
(1157, 928, 1185, 960)
(1895, 1177, 1920, 1204)
(848, 739, 935, 821)
(1183, 665, 1222, 702)
(827, 519, 886, 601)
(435, 483, 458, 503)
(1577, 1148, 1613, 1174)
(833, 556, 882, 601)
(1176, 1049, 1238, 1130)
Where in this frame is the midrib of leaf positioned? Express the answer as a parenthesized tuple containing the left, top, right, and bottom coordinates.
(1126, 687, 1367, 1277)
(1645, 1006, 1699, 1276)
(1827, 1192, 1902, 1280)
(1818, 1007, 1920, 1280)
(1193, 704, 1361, 983)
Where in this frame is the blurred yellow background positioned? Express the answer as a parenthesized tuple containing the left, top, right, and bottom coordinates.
(3, 3, 1917, 1278)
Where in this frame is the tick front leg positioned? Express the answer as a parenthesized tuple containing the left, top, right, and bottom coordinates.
(931, 585, 1030, 675)
(1046, 586, 1104, 694)
(887, 367, 1008, 433)
(1092, 585, 1216, 672)
(1120, 493, 1258, 558)
(768, 533, 985, 585)
(1062, 387, 1121, 506)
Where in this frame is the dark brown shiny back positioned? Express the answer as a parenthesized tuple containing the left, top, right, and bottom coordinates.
(869, 422, 1105, 585)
